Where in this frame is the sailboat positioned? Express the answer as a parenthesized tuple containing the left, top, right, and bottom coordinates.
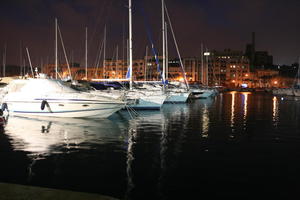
(188, 45, 217, 99)
(161, 0, 191, 103)
(125, 0, 167, 110)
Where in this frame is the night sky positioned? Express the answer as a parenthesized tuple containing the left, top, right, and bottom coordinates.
(1, 0, 300, 67)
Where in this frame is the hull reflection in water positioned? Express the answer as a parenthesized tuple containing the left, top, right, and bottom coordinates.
(4, 116, 125, 157)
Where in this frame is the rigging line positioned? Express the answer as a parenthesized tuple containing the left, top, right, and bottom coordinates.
(93, 32, 104, 68)
(25, 47, 34, 77)
(79, 0, 114, 67)
(94, 35, 105, 78)
(137, 1, 165, 83)
(164, 3, 189, 90)
(2, 44, 7, 77)
(57, 24, 72, 80)
(93, 28, 105, 68)
(111, 46, 117, 63)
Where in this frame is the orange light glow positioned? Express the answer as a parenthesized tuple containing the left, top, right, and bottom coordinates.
(178, 77, 184, 82)
(274, 81, 278, 84)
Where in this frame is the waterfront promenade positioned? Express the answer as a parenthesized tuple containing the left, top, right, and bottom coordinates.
(0, 182, 118, 200)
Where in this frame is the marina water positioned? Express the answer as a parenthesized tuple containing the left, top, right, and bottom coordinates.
(0, 91, 300, 199)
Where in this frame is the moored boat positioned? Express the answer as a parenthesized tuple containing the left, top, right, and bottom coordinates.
(0, 77, 125, 118)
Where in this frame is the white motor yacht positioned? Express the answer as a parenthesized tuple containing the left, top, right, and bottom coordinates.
(1, 78, 125, 118)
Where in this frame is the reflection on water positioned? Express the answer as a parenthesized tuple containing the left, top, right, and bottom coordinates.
(230, 91, 236, 130)
(201, 104, 209, 138)
(273, 96, 279, 126)
(1, 92, 300, 199)
(4, 116, 125, 157)
(242, 92, 250, 129)
(242, 92, 250, 120)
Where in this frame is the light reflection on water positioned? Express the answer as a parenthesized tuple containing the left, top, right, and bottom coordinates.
(230, 91, 236, 129)
(1, 92, 300, 199)
(242, 92, 250, 121)
(4, 116, 126, 157)
(201, 104, 209, 138)
(273, 96, 279, 126)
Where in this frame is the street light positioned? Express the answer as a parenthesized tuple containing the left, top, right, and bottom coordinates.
(203, 51, 210, 86)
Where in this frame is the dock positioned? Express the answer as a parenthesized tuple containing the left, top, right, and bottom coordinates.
(0, 182, 119, 200)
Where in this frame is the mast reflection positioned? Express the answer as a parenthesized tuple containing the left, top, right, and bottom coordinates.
(125, 104, 189, 199)
(272, 96, 279, 127)
(201, 104, 209, 138)
(125, 111, 166, 199)
(230, 91, 236, 131)
(242, 92, 250, 129)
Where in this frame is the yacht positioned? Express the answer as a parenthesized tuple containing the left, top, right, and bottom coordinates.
(126, 88, 167, 110)
(0, 77, 125, 118)
(157, 82, 189, 103)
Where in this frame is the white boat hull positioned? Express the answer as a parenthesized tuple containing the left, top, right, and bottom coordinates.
(126, 90, 166, 110)
(1, 78, 125, 118)
(4, 99, 124, 118)
(190, 89, 215, 98)
(164, 92, 190, 103)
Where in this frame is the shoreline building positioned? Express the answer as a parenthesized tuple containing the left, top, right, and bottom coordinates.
(205, 49, 250, 88)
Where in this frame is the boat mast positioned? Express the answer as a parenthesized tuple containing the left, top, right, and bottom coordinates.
(144, 46, 148, 81)
(20, 41, 23, 76)
(162, 0, 166, 84)
(57, 25, 72, 80)
(129, 0, 133, 90)
(206, 47, 208, 86)
(201, 43, 204, 84)
(103, 25, 106, 78)
(85, 27, 88, 80)
(165, 22, 168, 81)
(25, 47, 34, 77)
(2, 44, 6, 77)
(116, 45, 118, 78)
(297, 57, 300, 86)
(55, 18, 58, 79)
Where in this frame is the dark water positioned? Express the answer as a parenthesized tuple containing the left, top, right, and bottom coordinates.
(0, 92, 300, 199)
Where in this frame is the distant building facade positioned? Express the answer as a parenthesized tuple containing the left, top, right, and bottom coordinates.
(206, 49, 250, 87)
